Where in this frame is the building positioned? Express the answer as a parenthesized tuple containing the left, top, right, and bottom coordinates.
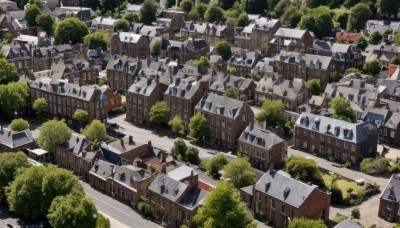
(269, 28, 314, 55)
(209, 71, 256, 101)
(99, 85, 122, 112)
(30, 77, 108, 124)
(160, 38, 209, 64)
(0, 127, 35, 152)
(180, 21, 234, 46)
(334, 219, 362, 228)
(90, 17, 117, 33)
(194, 93, 254, 149)
(294, 112, 378, 164)
(227, 51, 261, 78)
(106, 56, 141, 92)
(110, 32, 150, 59)
(238, 123, 286, 170)
(240, 168, 331, 228)
(362, 108, 400, 146)
(51, 6, 95, 22)
(51, 59, 98, 85)
(335, 31, 362, 43)
(1, 42, 32, 73)
(379, 174, 400, 222)
(146, 165, 209, 228)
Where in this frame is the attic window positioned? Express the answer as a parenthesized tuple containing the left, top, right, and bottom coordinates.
(335, 126, 340, 136)
(265, 181, 271, 192)
(283, 187, 291, 197)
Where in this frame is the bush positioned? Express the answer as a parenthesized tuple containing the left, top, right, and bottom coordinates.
(137, 201, 152, 217)
(327, 155, 335, 162)
(344, 160, 352, 168)
(351, 207, 360, 219)
(330, 184, 344, 205)
(360, 157, 391, 175)
(147, 165, 155, 173)
(362, 183, 380, 198)
(387, 162, 400, 173)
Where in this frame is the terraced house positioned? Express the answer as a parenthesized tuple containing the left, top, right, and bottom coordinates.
(110, 32, 150, 59)
(106, 56, 141, 92)
(180, 21, 234, 46)
(269, 28, 314, 55)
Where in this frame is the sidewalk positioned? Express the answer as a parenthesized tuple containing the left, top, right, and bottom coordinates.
(99, 211, 130, 228)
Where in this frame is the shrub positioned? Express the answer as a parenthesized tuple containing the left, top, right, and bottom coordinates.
(387, 162, 400, 173)
(327, 155, 335, 162)
(330, 184, 344, 205)
(344, 160, 352, 168)
(351, 207, 360, 219)
(360, 157, 391, 175)
(147, 165, 155, 173)
(137, 201, 152, 217)
(347, 188, 354, 194)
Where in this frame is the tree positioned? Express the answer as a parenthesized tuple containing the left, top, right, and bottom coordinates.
(280, 5, 302, 27)
(285, 155, 325, 187)
(351, 207, 360, 219)
(9, 118, 29, 131)
(82, 120, 107, 142)
(29, 0, 43, 8)
(391, 57, 400, 65)
(54, 17, 89, 44)
(193, 182, 255, 228)
(122, 12, 139, 23)
(149, 101, 170, 126)
(84, 31, 109, 51)
(189, 3, 208, 20)
(218, 0, 235, 9)
(98, 77, 107, 86)
(37, 119, 72, 153)
(73, 109, 89, 127)
(168, 115, 184, 135)
(215, 41, 232, 61)
(192, 56, 212, 68)
(337, 12, 349, 29)
(204, 153, 228, 179)
(356, 37, 368, 51)
(25, 4, 42, 27)
(244, 0, 267, 14)
(96, 213, 111, 228)
(380, 0, 400, 18)
(299, 6, 333, 39)
(344, 67, 361, 75)
(236, 13, 249, 27)
(180, 0, 193, 12)
(113, 19, 130, 32)
(306, 79, 321, 95)
(223, 157, 256, 189)
(395, 33, 400, 46)
(369, 31, 382, 45)
(189, 112, 209, 142)
(0, 58, 18, 84)
(101, 0, 118, 12)
(251, 71, 261, 81)
(363, 59, 381, 76)
(0, 83, 30, 117)
(223, 86, 237, 99)
(255, 99, 285, 127)
(185, 146, 200, 165)
(288, 218, 327, 228)
(329, 97, 356, 122)
(360, 157, 390, 175)
(36, 14, 54, 36)
(47, 193, 98, 228)
(164, 0, 174, 8)
(32, 97, 48, 117)
(205, 4, 224, 23)
(140, 0, 157, 25)
(347, 3, 371, 31)
(3, 32, 13, 44)
(150, 40, 161, 56)
(171, 138, 187, 159)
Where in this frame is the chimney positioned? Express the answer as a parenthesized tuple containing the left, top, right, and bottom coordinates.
(269, 164, 275, 174)
(110, 165, 114, 177)
(129, 135, 133, 144)
(120, 138, 124, 148)
(250, 121, 254, 130)
(161, 163, 167, 174)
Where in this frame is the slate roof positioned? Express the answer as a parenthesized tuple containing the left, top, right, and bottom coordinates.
(241, 185, 254, 196)
(91, 17, 117, 27)
(128, 78, 158, 96)
(14, 35, 51, 47)
(179, 186, 208, 210)
(239, 125, 284, 150)
(256, 77, 279, 94)
(308, 95, 324, 107)
(90, 157, 116, 180)
(274, 28, 307, 39)
(160, 39, 208, 53)
(182, 21, 229, 37)
(334, 219, 362, 228)
(164, 76, 203, 100)
(384, 112, 400, 130)
(106, 56, 140, 75)
(362, 108, 389, 128)
(254, 57, 274, 73)
(148, 172, 189, 202)
(57, 133, 90, 155)
(195, 93, 245, 120)
(114, 165, 152, 189)
(295, 112, 378, 144)
(228, 51, 260, 68)
(381, 174, 400, 203)
(380, 98, 400, 112)
(276, 51, 332, 70)
(272, 79, 307, 100)
(209, 71, 254, 93)
(378, 80, 400, 98)
(116, 32, 143, 44)
(0, 128, 34, 149)
(168, 165, 194, 181)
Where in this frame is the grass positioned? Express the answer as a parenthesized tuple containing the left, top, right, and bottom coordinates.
(332, 213, 347, 224)
(323, 174, 365, 199)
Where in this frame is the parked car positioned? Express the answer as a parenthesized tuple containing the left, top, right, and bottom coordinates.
(331, 162, 343, 168)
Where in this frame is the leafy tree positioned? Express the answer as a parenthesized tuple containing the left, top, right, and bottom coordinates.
(164, 0, 175, 8)
(223, 157, 256, 188)
(369, 31, 382, 45)
(98, 77, 107, 86)
(250, 71, 261, 81)
(299, 6, 333, 39)
(255, 99, 285, 127)
(306, 79, 321, 96)
(218, 0, 235, 9)
(101, 0, 118, 12)
(189, 112, 209, 142)
(73, 109, 89, 127)
(185, 146, 200, 165)
(205, 4, 224, 23)
(113, 19, 130, 32)
(394, 32, 400, 46)
(284, 120, 295, 137)
(280, 5, 302, 27)
(347, 3, 371, 31)
(363, 59, 381, 76)
(149, 101, 170, 125)
(137, 201, 152, 217)
(192, 56, 212, 68)
(29, 0, 43, 8)
(271, 0, 291, 17)
(330, 73, 342, 82)
(84, 31, 109, 51)
(356, 37, 368, 51)
(391, 57, 400, 65)
(9, 118, 29, 131)
(33, 97, 48, 117)
(236, 13, 249, 27)
(0, 58, 18, 84)
(96, 213, 111, 228)
(54, 17, 89, 44)
(193, 182, 255, 228)
(344, 67, 361, 75)
(3, 32, 13, 44)
(171, 138, 187, 159)
(351, 207, 360, 219)
(305, 0, 326, 8)
(0, 83, 29, 117)
(343, 0, 358, 8)
(140, 0, 157, 25)
(288, 218, 327, 228)
(168, 115, 184, 135)
(47, 193, 98, 228)
(36, 14, 54, 36)
(150, 40, 161, 56)
(243, 0, 267, 14)
(189, 3, 208, 20)
(227, 66, 237, 75)
(215, 41, 232, 61)
(82, 120, 107, 142)
(336, 12, 349, 29)
(329, 97, 356, 122)
(360, 157, 390, 175)
(37, 119, 72, 153)
(285, 155, 325, 187)
(204, 153, 228, 179)
(82, 0, 100, 9)
(122, 12, 139, 23)
(223, 86, 237, 99)
(380, 0, 400, 18)
(25, 4, 42, 27)
(180, 0, 193, 12)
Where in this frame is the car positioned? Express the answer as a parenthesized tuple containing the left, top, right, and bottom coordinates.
(331, 162, 343, 168)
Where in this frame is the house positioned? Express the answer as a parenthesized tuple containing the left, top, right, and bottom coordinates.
(110, 32, 150, 59)
(294, 112, 378, 164)
(1, 42, 33, 73)
(90, 17, 118, 33)
(227, 50, 261, 78)
(209, 71, 256, 101)
(99, 85, 122, 112)
(160, 38, 209, 64)
(51, 6, 95, 22)
(0, 0, 18, 11)
(157, 10, 186, 35)
(376, 44, 400, 63)
(377, 79, 400, 101)
(238, 123, 287, 170)
(240, 168, 331, 228)
(379, 174, 400, 222)
(106, 56, 141, 92)
(51, 58, 98, 85)
(269, 28, 314, 55)
(253, 57, 275, 77)
(0, 127, 35, 152)
(366, 20, 400, 35)
(335, 31, 362, 43)
(180, 21, 234, 46)
(362, 108, 400, 146)
(32, 46, 59, 72)
(334, 219, 362, 228)
(209, 55, 227, 72)
(194, 93, 254, 149)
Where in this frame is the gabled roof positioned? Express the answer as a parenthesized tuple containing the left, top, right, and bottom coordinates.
(195, 93, 246, 120)
(209, 72, 254, 93)
(274, 27, 307, 39)
(334, 219, 362, 228)
(128, 78, 158, 96)
(239, 125, 284, 150)
(106, 56, 140, 75)
(0, 127, 34, 149)
(381, 174, 400, 203)
(114, 165, 152, 189)
(57, 133, 90, 155)
(116, 32, 143, 44)
(164, 76, 203, 100)
(148, 172, 189, 202)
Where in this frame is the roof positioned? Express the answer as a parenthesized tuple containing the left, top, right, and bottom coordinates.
(209, 71, 254, 93)
(168, 165, 194, 181)
(239, 125, 285, 150)
(378, 79, 400, 97)
(148, 172, 189, 202)
(241, 185, 254, 196)
(381, 174, 400, 203)
(113, 165, 152, 188)
(228, 51, 259, 68)
(160, 39, 208, 53)
(274, 28, 307, 39)
(28, 148, 48, 156)
(128, 78, 159, 96)
(178, 186, 209, 210)
(334, 219, 362, 228)
(57, 133, 91, 155)
(106, 56, 140, 75)
(336, 31, 362, 42)
(90, 157, 116, 180)
(276, 51, 332, 70)
(164, 76, 203, 100)
(195, 93, 246, 120)
(0, 127, 34, 149)
(116, 32, 143, 44)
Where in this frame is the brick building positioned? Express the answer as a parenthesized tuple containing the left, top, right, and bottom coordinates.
(209, 71, 256, 101)
(160, 38, 209, 64)
(269, 28, 314, 55)
(106, 56, 141, 92)
(227, 50, 261, 78)
(379, 174, 400, 222)
(1, 43, 32, 73)
(0, 127, 35, 153)
(180, 21, 234, 46)
(51, 58, 98, 85)
(110, 32, 150, 59)
(99, 85, 122, 112)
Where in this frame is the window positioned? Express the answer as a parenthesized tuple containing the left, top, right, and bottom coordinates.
(242, 114, 247, 122)
(240, 144, 243, 152)
(336, 140, 340, 146)
(271, 199, 275, 209)
(281, 205, 286, 214)
(344, 143, 348, 149)
(351, 144, 355, 152)
(304, 130, 308, 136)
(320, 134, 324, 141)
(311, 132, 315, 138)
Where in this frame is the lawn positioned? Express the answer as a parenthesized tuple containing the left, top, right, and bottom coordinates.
(332, 213, 347, 224)
(323, 174, 365, 199)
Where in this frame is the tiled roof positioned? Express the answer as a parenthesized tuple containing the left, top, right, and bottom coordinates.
(335, 31, 361, 42)
(239, 125, 284, 150)
(0, 127, 34, 149)
(164, 76, 203, 100)
(334, 219, 362, 228)
(148, 172, 188, 202)
(274, 28, 307, 39)
(128, 78, 158, 96)
(381, 174, 400, 203)
(195, 93, 245, 119)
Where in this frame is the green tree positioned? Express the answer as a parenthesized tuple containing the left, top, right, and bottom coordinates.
(215, 41, 232, 61)
(299, 6, 333, 39)
(218, 0, 235, 9)
(236, 13, 249, 27)
(36, 14, 54, 36)
(32, 97, 48, 117)
(98, 77, 107, 86)
(189, 112, 209, 142)
(380, 0, 400, 18)
(0, 83, 29, 117)
(185, 146, 200, 165)
(164, 0, 175, 8)
(205, 4, 224, 23)
(305, 0, 325, 8)
(25, 4, 42, 27)
(73, 109, 89, 127)
(360, 157, 390, 175)
(250, 71, 261, 81)
(171, 138, 187, 159)
(0, 58, 18, 84)
(347, 3, 371, 31)
(189, 3, 208, 20)
(394, 33, 400, 46)
(363, 59, 381, 76)
(150, 40, 161, 56)
(280, 5, 302, 27)
(356, 36, 368, 51)
(204, 153, 228, 179)
(391, 57, 400, 65)
(223, 157, 256, 189)
(285, 155, 325, 187)
(122, 12, 139, 23)
(168, 115, 184, 135)
(193, 182, 255, 228)
(180, 0, 193, 12)
(369, 31, 382, 45)
(9, 118, 29, 131)
(330, 73, 342, 83)
(243, 0, 267, 14)
(140, 0, 157, 25)
(336, 12, 349, 29)
(101, 0, 118, 12)
(3, 32, 13, 44)
(82, 120, 107, 142)
(54, 17, 89, 44)
(113, 19, 130, 32)
(84, 31, 109, 51)
(192, 56, 212, 68)
(149, 101, 170, 126)
(96, 213, 111, 228)
(223, 86, 237, 99)
(351, 207, 360, 219)
(37, 119, 72, 153)
(306, 79, 321, 96)
(343, 0, 358, 8)
(329, 97, 356, 122)
(29, 0, 43, 8)
(344, 67, 361, 75)
(288, 218, 327, 228)
(255, 99, 285, 127)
